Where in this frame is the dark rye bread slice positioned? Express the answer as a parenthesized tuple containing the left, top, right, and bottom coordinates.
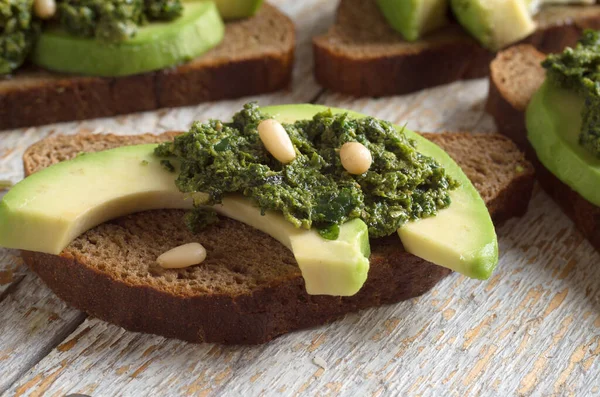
(0, 4, 294, 131)
(19, 131, 533, 344)
(313, 0, 600, 97)
(486, 45, 600, 251)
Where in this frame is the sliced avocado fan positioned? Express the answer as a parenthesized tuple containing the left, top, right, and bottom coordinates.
(0, 105, 497, 299)
(32, 1, 224, 77)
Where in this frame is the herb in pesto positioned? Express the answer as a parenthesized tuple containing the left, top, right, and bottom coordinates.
(144, 0, 183, 20)
(184, 207, 219, 234)
(160, 159, 175, 173)
(57, 0, 183, 43)
(543, 30, 600, 157)
(156, 103, 459, 239)
(0, 0, 39, 74)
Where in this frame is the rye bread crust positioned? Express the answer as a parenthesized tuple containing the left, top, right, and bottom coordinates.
(486, 45, 600, 252)
(19, 131, 534, 344)
(22, 235, 451, 345)
(313, 0, 600, 97)
(0, 4, 295, 131)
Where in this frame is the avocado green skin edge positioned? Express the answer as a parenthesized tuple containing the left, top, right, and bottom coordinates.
(377, 0, 422, 41)
(450, 0, 492, 49)
(263, 104, 499, 280)
(526, 80, 600, 206)
(376, 0, 448, 42)
(31, 1, 225, 77)
(215, 0, 265, 20)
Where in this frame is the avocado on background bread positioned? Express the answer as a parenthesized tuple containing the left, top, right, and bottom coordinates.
(487, 30, 600, 255)
(315, 0, 600, 97)
(0, 0, 293, 131)
(0, 103, 534, 344)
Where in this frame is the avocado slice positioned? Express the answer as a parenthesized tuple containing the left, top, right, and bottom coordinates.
(207, 0, 264, 20)
(264, 104, 498, 279)
(0, 104, 497, 295)
(376, 0, 449, 41)
(216, 197, 370, 296)
(32, 1, 224, 77)
(450, 0, 536, 51)
(526, 79, 600, 206)
(0, 143, 369, 296)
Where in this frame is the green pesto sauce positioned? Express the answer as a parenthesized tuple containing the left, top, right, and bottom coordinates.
(57, 0, 183, 43)
(0, 0, 40, 74)
(543, 30, 600, 157)
(156, 103, 459, 239)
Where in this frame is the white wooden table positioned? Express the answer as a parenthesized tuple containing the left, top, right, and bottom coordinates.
(2, 1, 600, 396)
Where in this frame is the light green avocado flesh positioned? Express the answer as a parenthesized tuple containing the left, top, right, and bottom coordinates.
(216, 197, 370, 296)
(0, 104, 496, 299)
(205, 0, 264, 19)
(0, 145, 193, 254)
(31, 1, 224, 77)
(450, 0, 535, 51)
(526, 80, 600, 206)
(264, 104, 498, 280)
(376, 0, 449, 42)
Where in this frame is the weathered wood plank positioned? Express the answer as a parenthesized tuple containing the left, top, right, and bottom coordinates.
(3, 1, 600, 396)
(0, 274, 85, 394)
(6, 189, 600, 397)
(0, 249, 25, 299)
(0, 0, 331, 393)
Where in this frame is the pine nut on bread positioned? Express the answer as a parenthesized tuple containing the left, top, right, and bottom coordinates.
(20, 130, 534, 344)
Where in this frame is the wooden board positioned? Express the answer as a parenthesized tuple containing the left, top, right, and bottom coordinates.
(2, 1, 600, 396)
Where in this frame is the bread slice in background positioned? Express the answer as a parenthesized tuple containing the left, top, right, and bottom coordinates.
(0, 4, 294, 131)
(313, 0, 600, 97)
(486, 44, 600, 253)
(18, 130, 533, 344)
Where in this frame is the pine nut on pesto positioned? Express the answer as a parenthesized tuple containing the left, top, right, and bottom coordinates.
(155, 103, 459, 239)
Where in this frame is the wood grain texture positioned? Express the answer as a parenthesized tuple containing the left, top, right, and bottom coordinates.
(2, 0, 600, 396)
(0, 0, 328, 392)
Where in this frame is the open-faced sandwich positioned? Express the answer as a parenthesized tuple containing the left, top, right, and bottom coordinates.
(488, 29, 600, 254)
(0, 104, 534, 344)
(0, 0, 294, 130)
(314, 0, 600, 97)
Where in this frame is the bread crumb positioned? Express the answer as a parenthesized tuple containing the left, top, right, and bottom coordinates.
(313, 356, 327, 369)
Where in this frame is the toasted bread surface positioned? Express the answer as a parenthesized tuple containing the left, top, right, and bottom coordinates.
(313, 0, 600, 97)
(20, 131, 533, 344)
(487, 44, 600, 252)
(0, 4, 294, 131)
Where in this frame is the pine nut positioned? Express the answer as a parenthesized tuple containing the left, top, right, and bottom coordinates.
(258, 119, 296, 164)
(157, 243, 207, 269)
(340, 142, 372, 175)
(33, 0, 56, 20)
